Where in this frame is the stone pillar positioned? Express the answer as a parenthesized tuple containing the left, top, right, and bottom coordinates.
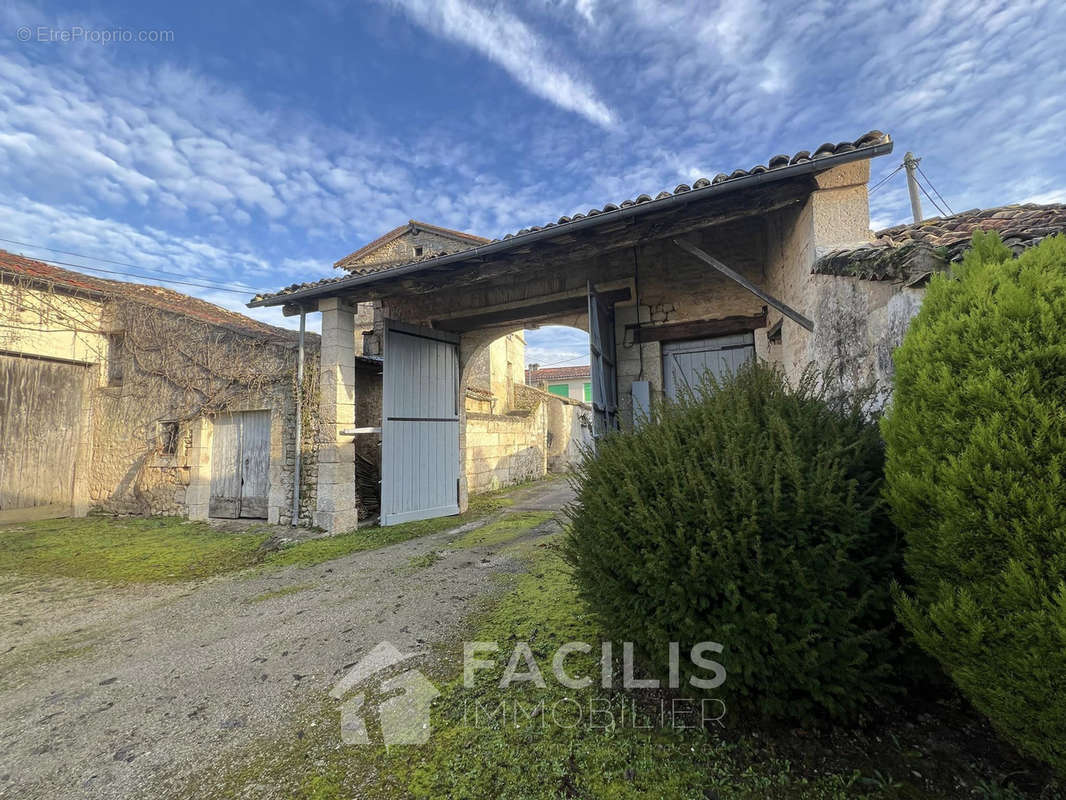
(766, 160, 873, 382)
(315, 298, 359, 533)
(186, 417, 211, 520)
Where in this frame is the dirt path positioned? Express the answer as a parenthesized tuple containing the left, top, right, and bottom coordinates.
(0, 479, 572, 800)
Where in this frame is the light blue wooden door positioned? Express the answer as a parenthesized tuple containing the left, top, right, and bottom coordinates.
(662, 332, 755, 401)
(380, 320, 461, 526)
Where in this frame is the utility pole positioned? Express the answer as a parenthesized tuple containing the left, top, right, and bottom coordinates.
(903, 152, 923, 223)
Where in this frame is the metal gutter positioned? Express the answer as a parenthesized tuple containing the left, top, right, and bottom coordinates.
(249, 137, 893, 309)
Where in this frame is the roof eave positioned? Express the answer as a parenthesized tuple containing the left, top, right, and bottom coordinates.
(251, 137, 893, 309)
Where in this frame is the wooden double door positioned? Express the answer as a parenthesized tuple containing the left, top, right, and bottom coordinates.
(209, 410, 270, 519)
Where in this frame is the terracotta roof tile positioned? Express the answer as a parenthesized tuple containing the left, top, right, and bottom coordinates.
(0, 250, 304, 343)
(814, 203, 1066, 281)
(526, 365, 590, 382)
(254, 131, 891, 304)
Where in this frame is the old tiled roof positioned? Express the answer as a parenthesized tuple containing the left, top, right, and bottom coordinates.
(0, 250, 304, 343)
(527, 365, 590, 382)
(504, 131, 889, 240)
(334, 220, 489, 274)
(814, 203, 1066, 281)
(252, 130, 892, 306)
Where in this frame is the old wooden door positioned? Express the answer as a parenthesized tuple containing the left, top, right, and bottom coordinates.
(662, 332, 755, 401)
(380, 320, 460, 526)
(209, 410, 270, 519)
(0, 353, 87, 522)
(588, 283, 619, 439)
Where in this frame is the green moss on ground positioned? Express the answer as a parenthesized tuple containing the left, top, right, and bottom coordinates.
(0, 484, 521, 584)
(449, 510, 554, 549)
(245, 583, 315, 603)
(0, 516, 272, 583)
(186, 534, 1053, 800)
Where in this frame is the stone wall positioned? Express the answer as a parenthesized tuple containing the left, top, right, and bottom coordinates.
(0, 278, 318, 524)
(465, 403, 548, 493)
(464, 383, 588, 494)
(809, 274, 925, 406)
(545, 394, 593, 471)
(95, 303, 315, 525)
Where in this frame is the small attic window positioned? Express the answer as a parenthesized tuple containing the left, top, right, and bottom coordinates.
(413, 246, 424, 258)
(158, 420, 179, 456)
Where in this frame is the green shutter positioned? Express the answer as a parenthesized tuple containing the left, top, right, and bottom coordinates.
(583, 382, 592, 402)
(548, 384, 570, 398)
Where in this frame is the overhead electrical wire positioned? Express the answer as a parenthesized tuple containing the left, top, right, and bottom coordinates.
(915, 178, 950, 218)
(0, 236, 268, 296)
(915, 164, 955, 216)
(868, 163, 904, 196)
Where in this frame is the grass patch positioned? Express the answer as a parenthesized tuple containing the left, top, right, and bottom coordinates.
(402, 551, 444, 573)
(258, 489, 517, 571)
(245, 583, 315, 603)
(185, 536, 1059, 799)
(449, 511, 554, 549)
(0, 483, 524, 584)
(0, 516, 271, 583)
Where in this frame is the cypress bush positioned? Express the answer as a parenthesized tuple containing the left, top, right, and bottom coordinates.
(564, 361, 903, 721)
(882, 231, 1066, 772)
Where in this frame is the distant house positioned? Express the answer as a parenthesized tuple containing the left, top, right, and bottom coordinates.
(526, 365, 591, 403)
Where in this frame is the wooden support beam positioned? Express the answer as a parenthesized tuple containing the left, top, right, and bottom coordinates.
(434, 287, 631, 332)
(630, 310, 767, 344)
(353, 180, 813, 301)
(671, 239, 814, 332)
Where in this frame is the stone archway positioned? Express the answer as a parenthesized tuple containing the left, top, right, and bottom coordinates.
(456, 313, 589, 510)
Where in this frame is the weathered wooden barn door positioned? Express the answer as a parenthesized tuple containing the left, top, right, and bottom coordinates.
(588, 283, 618, 438)
(662, 332, 755, 401)
(380, 320, 460, 526)
(0, 353, 87, 522)
(209, 410, 270, 519)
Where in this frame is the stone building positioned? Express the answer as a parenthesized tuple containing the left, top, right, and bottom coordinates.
(810, 203, 1066, 405)
(319, 220, 591, 507)
(0, 251, 319, 525)
(251, 130, 905, 530)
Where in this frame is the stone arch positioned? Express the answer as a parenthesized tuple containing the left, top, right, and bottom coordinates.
(456, 312, 589, 510)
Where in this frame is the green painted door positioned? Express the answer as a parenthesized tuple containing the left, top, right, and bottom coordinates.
(547, 384, 570, 398)
(583, 382, 591, 402)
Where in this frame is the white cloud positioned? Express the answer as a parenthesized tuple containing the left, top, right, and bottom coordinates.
(381, 0, 615, 128)
(524, 325, 589, 368)
(0, 0, 1063, 327)
(0, 192, 302, 330)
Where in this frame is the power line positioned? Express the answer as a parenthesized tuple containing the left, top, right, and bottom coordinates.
(528, 352, 590, 369)
(0, 236, 220, 280)
(0, 243, 269, 296)
(868, 163, 904, 196)
(915, 176, 950, 218)
(0, 236, 269, 295)
(915, 164, 955, 216)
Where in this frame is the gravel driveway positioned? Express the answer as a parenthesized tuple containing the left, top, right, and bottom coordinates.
(0, 479, 571, 800)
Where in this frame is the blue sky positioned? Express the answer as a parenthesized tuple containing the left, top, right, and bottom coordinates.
(2, 0, 1063, 368)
